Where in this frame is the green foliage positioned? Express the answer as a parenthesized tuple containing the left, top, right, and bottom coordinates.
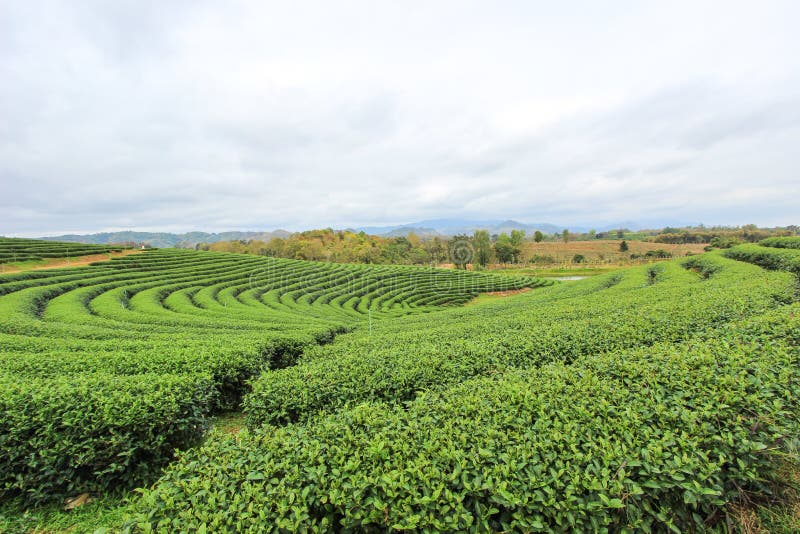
(724, 244, 800, 274)
(472, 230, 492, 267)
(708, 236, 743, 249)
(0, 237, 129, 264)
(4, 237, 800, 530)
(0, 373, 215, 504)
(244, 255, 792, 426)
(494, 232, 523, 264)
(0, 244, 536, 505)
(130, 304, 800, 532)
(760, 236, 800, 249)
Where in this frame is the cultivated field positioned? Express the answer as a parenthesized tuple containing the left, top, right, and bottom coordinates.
(0, 237, 132, 267)
(1, 238, 799, 531)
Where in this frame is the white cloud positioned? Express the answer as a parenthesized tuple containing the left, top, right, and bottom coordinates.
(1, 0, 799, 235)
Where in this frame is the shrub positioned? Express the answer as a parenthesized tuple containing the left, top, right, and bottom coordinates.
(130, 305, 800, 532)
(0, 373, 215, 504)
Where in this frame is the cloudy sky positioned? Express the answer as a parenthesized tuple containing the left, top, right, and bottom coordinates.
(1, 1, 799, 236)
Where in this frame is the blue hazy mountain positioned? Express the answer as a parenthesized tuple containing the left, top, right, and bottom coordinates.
(39, 219, 655, 246)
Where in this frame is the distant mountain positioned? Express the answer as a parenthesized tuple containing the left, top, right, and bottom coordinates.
(356, 219, 568, 237)
(39, 219, 654, 247)
(357, 219, 662, 236)
(382, 227, 441, 238)
(40, 230, 291, 248)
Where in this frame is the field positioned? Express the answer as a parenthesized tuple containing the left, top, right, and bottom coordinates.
(1, 238, 799, 532)
(516, 240, 707, 267)
(0, 237, 133, 268)
(440, 240, 710, 277)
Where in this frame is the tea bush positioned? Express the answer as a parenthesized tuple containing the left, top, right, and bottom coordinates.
(130, 304, 800, 532)
(0, 244, 536, 504)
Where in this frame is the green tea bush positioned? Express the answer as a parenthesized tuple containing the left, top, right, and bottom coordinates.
(244, 255, 793, 426)
(0, 237, 128, 264)
(130, 305, 800, 532)
(724, 244, 800, 273)
(0, 244, 537, 504)
(759, 236, 800, 249)
(0, 372, 215, 504)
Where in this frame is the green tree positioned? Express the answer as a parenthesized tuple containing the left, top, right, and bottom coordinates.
(449, 234, 473, 269)
(533, 230, 544, 243)
(619, 240, 629, 252)
(473, 230, 493, 267)
(509, 230, 525, 263)
(423, 237, 447, 264)
(562, 229, 570, 243)
(494, 233, 515, 263)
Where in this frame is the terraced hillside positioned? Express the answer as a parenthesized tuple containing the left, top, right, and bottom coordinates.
(131, 250, 800, 532)
(2, 240, 800, 532)
(0, 237, 130, 264)
(0, 246, 541, 505)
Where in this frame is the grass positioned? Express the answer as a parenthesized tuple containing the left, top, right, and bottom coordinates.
(211, 411, 246, 436)
(749, 456, 800, 533)
(521, 239, 707, 262)
(0, 495, 130, 534)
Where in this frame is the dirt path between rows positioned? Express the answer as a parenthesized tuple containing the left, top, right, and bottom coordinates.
(481, 288, 533, 297)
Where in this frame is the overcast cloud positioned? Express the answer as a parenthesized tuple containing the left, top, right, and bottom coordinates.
(1, 0, 799, 236)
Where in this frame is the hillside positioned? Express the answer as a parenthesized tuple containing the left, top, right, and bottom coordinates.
(39, 230, 292, 249)
(1, 239, 799, 531)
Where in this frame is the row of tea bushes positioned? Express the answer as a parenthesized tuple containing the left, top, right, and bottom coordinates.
(130, 302, 800, 532)
(0, 245, 541, 504)
(244, 254, 794, 426)
(0, 237, 129, 263)
(759, 236, 800, 249)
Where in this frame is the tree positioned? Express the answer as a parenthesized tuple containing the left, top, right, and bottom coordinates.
(509, 230, 525, 263)
(616, 229, 625, 239)
(619, 240, 629, 252)
(533, 230, 544, 243)
(423, 237, 447, 264)
(562, 229, 570, 243)
(510, 229, 525, 247)
(494, 233, 515, 263)
(449, 234, 473, 269)
(473, 230, 493, 267)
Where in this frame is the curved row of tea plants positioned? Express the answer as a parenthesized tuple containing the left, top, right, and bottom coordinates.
(130, 258, 800, 532)
(0, 246, 542, 504)
(759, 236, 800, 249)
(244, 254, 794, 426)
(0, 237, 129, 263)
(723, 243, 800, 274)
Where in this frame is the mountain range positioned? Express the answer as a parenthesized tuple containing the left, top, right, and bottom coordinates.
(40, 230, 292, 249)
(353, 219, 643, 237)
(39, 220, 647, 247)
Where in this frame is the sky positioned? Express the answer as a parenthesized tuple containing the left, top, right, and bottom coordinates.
(1, 0, 799, 236)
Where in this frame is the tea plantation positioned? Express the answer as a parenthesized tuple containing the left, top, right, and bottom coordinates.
(0, 237, 130, 264)
(1, 239, 799, 532)
(0, 244, 539, 506)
